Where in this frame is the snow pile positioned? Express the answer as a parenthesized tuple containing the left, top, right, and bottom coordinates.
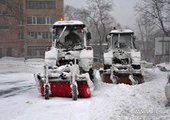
(0, 57, 170, 120)
(141, 61, 154, 68)
(157, 63, 170, 71)
(0, 57, 44, 73)
(90, 68, 170, 120)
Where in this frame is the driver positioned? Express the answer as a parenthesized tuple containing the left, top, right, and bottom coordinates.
(65, 30, 81, 49)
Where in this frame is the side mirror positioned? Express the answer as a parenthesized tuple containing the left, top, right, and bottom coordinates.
(132, 36, 137, 49)
(86, 32, 91, 40)
(133, 36, 136, 41)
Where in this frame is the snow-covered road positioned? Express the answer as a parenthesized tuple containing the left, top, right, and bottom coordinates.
(0, 57, 170, 120)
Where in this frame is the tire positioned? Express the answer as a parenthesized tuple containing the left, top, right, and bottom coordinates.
(44, 85, 50, 100)
(72, 85, 78, 101)
(88, 68, 94, 82)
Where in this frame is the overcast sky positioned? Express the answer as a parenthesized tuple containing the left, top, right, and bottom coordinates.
(64, 0, 138, 29)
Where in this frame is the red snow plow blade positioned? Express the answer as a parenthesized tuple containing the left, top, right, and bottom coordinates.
(39, 80, 91, 98)
(101, 73, 144, 85)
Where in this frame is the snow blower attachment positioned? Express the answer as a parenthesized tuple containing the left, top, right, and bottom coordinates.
(34, 20, 94, 100)
(101, 29, 144, 85)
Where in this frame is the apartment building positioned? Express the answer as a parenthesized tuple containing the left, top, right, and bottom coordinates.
(0, 0, 64, 58)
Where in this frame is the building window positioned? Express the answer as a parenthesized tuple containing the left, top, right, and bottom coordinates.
(26, 0, 56, 9)
(28, 31, 52, 39)
(46, 17, 52, 24)
(37, 16, 46, 24)
(0, 11, 9, 16)
(18, 32, 24, 40)
(27, 16, 55, 25)
(28, 46, 49, 56)
(28, 47, 37, 56)
(6, 48, 12, 56)
(0, 25, 9, 30)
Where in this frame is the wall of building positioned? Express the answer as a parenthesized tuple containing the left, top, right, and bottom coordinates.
(0, 0, 64, 58)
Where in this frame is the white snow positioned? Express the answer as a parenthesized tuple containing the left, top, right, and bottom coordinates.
(53, 20, 84, 26)
(165, 83, 170, 102)
(80, 49, 94, 71)
(45, 47, 58, 66)
(110, 29, 134, 34)
(157, 63, 170, 71)
(0, 57, 44, 73)
(104, 50, 113, 65)
(131, 50, 141, 64)
(0, 57, 170, 120)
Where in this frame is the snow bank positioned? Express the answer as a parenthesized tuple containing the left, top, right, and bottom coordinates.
(0, 57, 44, 73)
(157, 63, 170, 71)
(0, 58, 170, 120)
(90, 68, 170, 120)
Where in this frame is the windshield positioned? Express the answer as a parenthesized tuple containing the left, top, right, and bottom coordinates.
(111, 33, 132, 49)
(53, 26, 84, 50)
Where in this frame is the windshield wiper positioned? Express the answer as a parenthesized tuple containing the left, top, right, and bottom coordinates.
(54, 26, 67, 47)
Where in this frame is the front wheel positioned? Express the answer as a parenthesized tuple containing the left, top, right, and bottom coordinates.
(44, 85, 50, 100)
(72, 85, 78, 101)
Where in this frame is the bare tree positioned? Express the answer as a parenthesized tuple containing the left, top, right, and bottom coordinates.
(136, 0, 169, 36)
(0, 0, 24, 26)
(64, 5, 78, 20)
(81, 0, 114, 61)
(64, 5, 91, 27)
(136, 15, 155, 61)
